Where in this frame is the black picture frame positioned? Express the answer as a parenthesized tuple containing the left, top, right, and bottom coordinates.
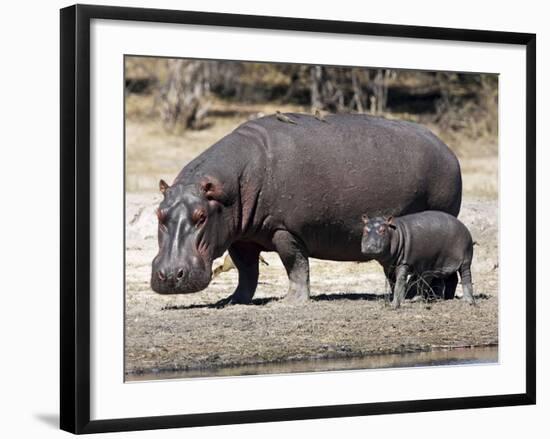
(60, 4, 536, 434)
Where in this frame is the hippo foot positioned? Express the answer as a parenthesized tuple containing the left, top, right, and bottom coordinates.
(212, 296, 233, 308)
(213, 293, 252, 307)
(283, 289, 310, 303)
(391, 301, 401, 309)
(229, 293, 253, 305)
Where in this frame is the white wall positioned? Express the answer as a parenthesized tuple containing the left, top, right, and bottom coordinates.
(0, 0, 546, 437)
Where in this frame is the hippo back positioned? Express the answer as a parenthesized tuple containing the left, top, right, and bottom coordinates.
(231, 113, 462, 261)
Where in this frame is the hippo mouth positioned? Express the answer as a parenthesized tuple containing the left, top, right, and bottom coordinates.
(150, 241, 214, 295)
(150, 264, 213, 295)
(361, 245, 386, 259)
(150, 189, 227, 295)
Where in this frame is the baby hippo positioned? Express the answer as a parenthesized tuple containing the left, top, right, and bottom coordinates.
(361, 211, 476, 308)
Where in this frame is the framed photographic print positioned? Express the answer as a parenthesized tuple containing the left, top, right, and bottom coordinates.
(60, 4, 536, 434)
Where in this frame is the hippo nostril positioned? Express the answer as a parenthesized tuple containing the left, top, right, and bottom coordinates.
(157, 270, 166, 281)
(177, 268, 185, 280)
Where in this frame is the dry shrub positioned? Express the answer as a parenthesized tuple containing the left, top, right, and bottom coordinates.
(433, 73, 498, 148)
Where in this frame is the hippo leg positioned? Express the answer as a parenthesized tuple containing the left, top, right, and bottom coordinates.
(392, 265, 409, 309)
(459, 263, 476, 305)
(228, 242, 261, 304)
(272, 230, 310, 302)
(384, 266, 396, 299)
(443, 273, 458, 300)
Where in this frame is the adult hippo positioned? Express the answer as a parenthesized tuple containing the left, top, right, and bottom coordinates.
(151, 113, 462, 303)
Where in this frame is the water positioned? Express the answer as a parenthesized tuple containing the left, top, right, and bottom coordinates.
(126, 346, 497, 382)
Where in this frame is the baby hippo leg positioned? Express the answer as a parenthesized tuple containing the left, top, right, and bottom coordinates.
(392, 265, 409, 309)
(459, 263, 476, 305)
(383, 266, 396, 299)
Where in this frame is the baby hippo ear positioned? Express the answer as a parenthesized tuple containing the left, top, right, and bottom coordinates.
(159, 179, 170, 196)
(361, 214, 369, 224)
(385, 216, 396, 229)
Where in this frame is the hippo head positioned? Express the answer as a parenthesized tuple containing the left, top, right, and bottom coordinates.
(151, 176, 234, 294)
(360, 215, 396, 258)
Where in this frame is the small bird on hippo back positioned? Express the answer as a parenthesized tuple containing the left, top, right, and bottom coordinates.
(275, 111, 297, 125)
(314, 109, 328, 123)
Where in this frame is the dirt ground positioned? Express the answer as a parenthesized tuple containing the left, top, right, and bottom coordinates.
(124, 100, 499, 379)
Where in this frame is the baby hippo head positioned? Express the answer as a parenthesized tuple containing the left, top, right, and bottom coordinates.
(361, 215, 396, 258)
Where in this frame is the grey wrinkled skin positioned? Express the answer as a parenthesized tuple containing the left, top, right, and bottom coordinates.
(361, 211, 476, 309)
(151, 113, 463, 303)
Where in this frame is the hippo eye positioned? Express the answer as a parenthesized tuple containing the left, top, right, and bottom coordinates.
(192, 208, 207, 227)
(377, 225, 387, 235)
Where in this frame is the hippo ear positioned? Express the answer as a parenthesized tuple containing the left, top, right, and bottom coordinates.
(361, 214, 369, 224)
(199, 176, 233, 205)
(159, 179, 170, 195)
(386, 216, 396, 229)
